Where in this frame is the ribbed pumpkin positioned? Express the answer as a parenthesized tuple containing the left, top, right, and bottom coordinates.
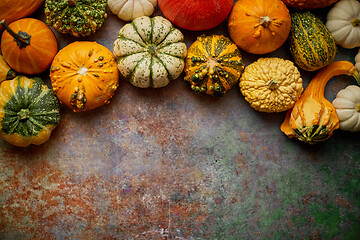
(333, 85, 360, 132)
(108, 0, 157, 21)
(326, 0, 360, 49)
(281, 61, 360, 144)
(0, 55, 16, 84)
(0, 76, 61, 147)
(113, 16, 187, 88)
(289, 12, 337, 71)
(184, 35, 244, 96)
(281, 0, 340, 9)
(0, 0, 44, 30)
(228, 0, 291, 55)
(50, 41, 119, 112)
(0, 18, 58, 75)
(45, 0, 108, 37)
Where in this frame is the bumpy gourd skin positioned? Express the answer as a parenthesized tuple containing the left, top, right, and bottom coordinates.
(184, 35, 244, 97)
(289, 12, 337, 71)
(45, 0, 107, 37)
(240, 58, 303, 112)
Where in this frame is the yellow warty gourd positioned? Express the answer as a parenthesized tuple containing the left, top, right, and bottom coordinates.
(239, 57, 303, 112)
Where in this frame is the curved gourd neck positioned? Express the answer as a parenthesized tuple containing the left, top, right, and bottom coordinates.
(305, 61, 360, 98)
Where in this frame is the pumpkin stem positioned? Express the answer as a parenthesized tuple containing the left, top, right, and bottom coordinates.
(0, 19, 31, 49)
(351, 17, 360, 27)
(356, 103, 360, 112)
(77, 65, 88, 76)
(259, 16, 271, 28)
(266, 79, 279, 90)
(147, 45, 157, 55)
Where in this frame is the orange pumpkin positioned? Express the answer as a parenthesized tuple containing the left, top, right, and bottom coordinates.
(50, 41, 119, 112)
(0, 18, 58, 75)
(228, 0, 291, 55)
(0, 0, 44, 30)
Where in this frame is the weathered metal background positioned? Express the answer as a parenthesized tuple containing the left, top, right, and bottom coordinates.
(1, 2, 360, 239)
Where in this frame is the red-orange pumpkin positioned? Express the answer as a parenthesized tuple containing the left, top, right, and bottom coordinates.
(228, 0, 291, 55)
(158, 0, 234, 31)
(0, 18, 58, 75)
(0, 0, 44, 30)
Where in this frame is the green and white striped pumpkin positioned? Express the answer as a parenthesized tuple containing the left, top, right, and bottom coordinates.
(289, 12, 337, 72)
(113, 16, 187, 88)
(0, 76, 60, 147)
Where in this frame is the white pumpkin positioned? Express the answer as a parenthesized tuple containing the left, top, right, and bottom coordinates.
(332, 85, 360, 132)
(326, 0, 360, 49)
(356, 48, 360, 72)
(108, 0, 157, 21)
(113, 16, 187, 88)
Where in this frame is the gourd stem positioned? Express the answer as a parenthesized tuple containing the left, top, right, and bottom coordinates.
(147, 45, 157, 55)
(266, 79, 279, 90)
(0, 19, 31, 49)
(351, 17, 360, 27)
(349, 66, 360, 86)
(259, 16, 271, 28)
(18, 109, 30, 120)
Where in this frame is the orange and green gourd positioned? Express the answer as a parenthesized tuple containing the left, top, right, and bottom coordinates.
(0, 76, 61, 147)
(184, 35, 244, 97)
(0, 55, 16, 84)
(289, 11, 337, 71)
(281, 61, 360, 144)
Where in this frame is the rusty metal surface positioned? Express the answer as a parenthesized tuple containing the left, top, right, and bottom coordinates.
(1, 3, 360, 240)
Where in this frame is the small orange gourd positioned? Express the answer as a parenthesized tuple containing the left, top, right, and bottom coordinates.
(0, 18, 58, 75)
(281, 61, 360, 144)
(0, 0, 44, 30)
(50, 41, 119, 112)
(228, 0, 291, 55)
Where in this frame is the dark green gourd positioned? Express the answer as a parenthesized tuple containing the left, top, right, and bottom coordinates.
(44, 0, 107, 37)
(289, 12, 337, 71)
(0, 76, 61, 147)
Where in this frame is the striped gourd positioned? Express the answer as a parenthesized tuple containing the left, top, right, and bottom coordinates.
(184, 34, 244, 96)
(0, 76, 60, 147)
(289, 12, 337, 72)
(113, 16, 187, 88)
